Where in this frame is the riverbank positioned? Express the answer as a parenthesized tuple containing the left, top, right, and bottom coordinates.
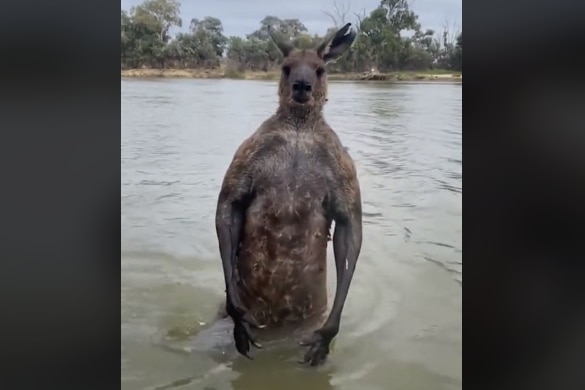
(121, 68, 462, 82)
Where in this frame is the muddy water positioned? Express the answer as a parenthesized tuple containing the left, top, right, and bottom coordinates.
(121, 78, 462, 390)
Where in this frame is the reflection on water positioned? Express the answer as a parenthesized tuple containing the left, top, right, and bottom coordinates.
(122, 78, 462, 390)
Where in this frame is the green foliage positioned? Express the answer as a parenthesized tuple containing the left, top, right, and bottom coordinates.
(190, 17, 228, 58)
(121, 0, 462, 73)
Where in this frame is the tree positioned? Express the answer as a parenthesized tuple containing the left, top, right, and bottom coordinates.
(132, 0, 182, 43)
(451, 32, 462, 70)
(358, 7, 402, 70)
(247, 16, 282, 41)
(190, 17, 228, 57)
(121, 6, 167, 68)
(322, 0, 352, 26)
(280, 19, 308, 39)
(431, 19, 461, 70)
(379, 0, 420, 32)
(121, 0, 463, 73)
(226, 36, 270, 71)
(247, 16, 307, 42)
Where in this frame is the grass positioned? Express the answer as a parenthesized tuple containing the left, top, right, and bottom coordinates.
(223, 67, 246, 79)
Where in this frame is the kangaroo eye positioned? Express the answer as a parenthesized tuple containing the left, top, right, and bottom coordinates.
(282, 65, 291, 77)
(316, 67, 325, 77)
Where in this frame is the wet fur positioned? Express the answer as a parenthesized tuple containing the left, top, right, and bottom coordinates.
(215, 23, 361, 365)
(222, 120, 355, 326)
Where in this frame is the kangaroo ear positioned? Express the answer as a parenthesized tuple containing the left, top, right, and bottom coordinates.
(317, 23, 357, 64)
(268, 26, 294, 58)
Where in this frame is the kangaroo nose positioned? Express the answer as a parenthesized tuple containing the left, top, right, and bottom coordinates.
(292, 80, 312, 103)
(292, 80, 312, 92)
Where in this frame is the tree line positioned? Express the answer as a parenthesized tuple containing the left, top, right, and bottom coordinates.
(121, 0, 462, 73)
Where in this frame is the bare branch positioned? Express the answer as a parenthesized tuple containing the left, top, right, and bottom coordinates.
(353, 7, 366, 28)
(322, 0, 352, 27)
(440, 16, 461, 48)
(321, 9, 338, 26)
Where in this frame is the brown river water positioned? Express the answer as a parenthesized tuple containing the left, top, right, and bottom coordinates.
(121, 78, 462, 390)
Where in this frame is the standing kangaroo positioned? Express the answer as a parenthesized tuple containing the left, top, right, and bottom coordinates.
(215, 23, 362, 367)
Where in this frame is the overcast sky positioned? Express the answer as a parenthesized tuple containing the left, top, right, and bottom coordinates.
(121, 0, 461, 38)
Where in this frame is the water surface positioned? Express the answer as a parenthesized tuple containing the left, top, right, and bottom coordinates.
(121, 78, 462, 390)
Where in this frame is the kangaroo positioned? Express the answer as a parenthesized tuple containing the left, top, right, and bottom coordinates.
(215, 23, 362, 367)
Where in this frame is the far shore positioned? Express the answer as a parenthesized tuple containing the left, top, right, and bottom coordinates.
(121, 68, 462, 83)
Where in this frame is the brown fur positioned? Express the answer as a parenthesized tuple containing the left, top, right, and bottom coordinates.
(215, 23, 361, 365)
(221, 120, 358, 326)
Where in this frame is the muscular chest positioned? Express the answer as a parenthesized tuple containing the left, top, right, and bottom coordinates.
(254, 130, 333, 187)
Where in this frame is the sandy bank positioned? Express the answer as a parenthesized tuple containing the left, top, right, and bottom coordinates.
(121, 68, 462, 83)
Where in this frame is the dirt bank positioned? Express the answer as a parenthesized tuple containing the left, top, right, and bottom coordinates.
(121, 68, 462, 83)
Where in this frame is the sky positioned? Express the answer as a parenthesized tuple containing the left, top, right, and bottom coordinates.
(120, 0, 462, 38)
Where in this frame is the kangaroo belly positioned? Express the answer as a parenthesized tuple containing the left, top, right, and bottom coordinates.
(237, 190, 330, 325)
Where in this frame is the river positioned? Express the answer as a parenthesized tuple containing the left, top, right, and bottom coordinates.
(121, 78, 462, 390)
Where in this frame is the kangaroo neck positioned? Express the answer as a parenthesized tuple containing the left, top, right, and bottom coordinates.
(276, 105, 323, 130)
